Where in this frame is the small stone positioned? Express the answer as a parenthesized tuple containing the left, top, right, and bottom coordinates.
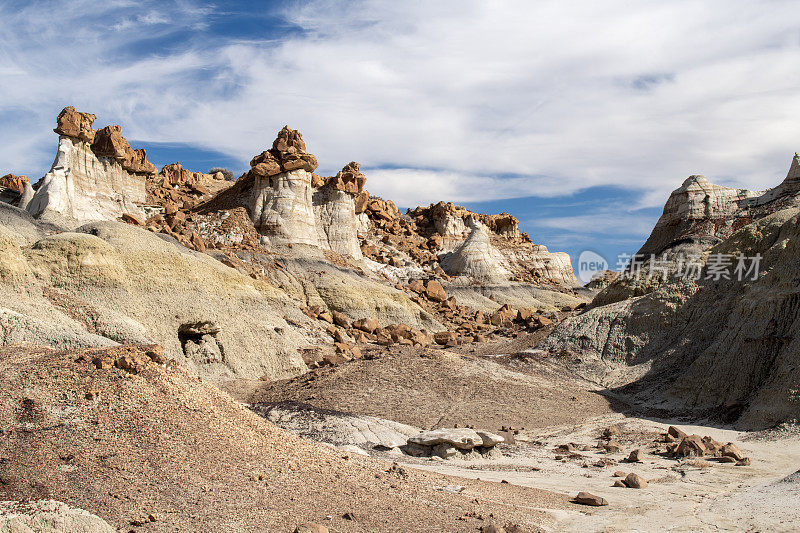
(602, 426, 621, 438)
(574, 491, 609, 506)
(613, 480, 626, 487)
(735, 457, 751, 466)
(720, 443, 744, 461)
(627, 449, 644, 462)
(667, 426, 687, 440)
(613, 471, 627, 477)
(624, 473, 648, 489)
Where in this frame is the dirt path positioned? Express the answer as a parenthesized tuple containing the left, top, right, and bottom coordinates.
(403, 414, 800, 532)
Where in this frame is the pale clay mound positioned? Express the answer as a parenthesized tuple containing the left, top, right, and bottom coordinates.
(0, 344, 570, 532)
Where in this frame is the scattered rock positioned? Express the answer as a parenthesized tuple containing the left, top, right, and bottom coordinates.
(675, 435, 706, 458)
(627, 449, 644, 462)
(408, 428, 484, 450)
(623, 473, 648, 489)
(720, 443, 744, 461)
(573, 492, 608, 506)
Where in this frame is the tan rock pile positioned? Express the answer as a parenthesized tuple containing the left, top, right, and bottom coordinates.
(250, 125, 319, 177)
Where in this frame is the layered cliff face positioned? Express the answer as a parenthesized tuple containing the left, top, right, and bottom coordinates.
(594, 154, 800, 306)
(26, 107, 156, 226)
(540, 157, 800, 429)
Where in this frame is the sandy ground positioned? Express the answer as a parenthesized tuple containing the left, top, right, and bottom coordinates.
(398, 414, 800, 532)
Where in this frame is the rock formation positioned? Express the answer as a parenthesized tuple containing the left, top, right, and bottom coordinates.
(26, 107, 156, 225)
(0, 173, 32, 208)
(204, 127, 364, 259)
(539, 155, 800, 429)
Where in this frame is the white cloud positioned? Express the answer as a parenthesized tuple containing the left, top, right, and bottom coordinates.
(1, 0, 800, 213)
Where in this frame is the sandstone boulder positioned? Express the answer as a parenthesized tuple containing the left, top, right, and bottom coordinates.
(54, 106, 96, 143)
(425, 280, 446, 302)
(573, 492, 608, 506)
(721, 443, 744, 461)
(408, 428, 484, 450)
(623, 473, 648, 489)
(675, 435, 706, 457)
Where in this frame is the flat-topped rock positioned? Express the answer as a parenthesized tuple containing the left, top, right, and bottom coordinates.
(408, 428, 484, 450)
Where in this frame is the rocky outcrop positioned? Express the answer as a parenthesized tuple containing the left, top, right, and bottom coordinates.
(408, 202, 578, 286)
(540, 162, 800, 429)
(27, 107, 156, 225)
(440, 220, 512, 282)
(594, 154, 800, 305)
(0, 174, 31, 207)
(0, 209, 309, 381)
(207, 127, 363, 259)
(0, 500, 115, 532)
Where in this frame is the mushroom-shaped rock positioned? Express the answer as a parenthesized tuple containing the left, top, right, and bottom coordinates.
(408, 428, 483, 450)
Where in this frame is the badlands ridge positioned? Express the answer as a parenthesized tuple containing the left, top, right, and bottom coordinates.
(0, 108, 798, 532)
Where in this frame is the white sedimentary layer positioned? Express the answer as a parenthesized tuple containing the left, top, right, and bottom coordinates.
(250, 168, 362, 259)
(27, 136, 146, 224)
(440, 220, 512, 283)
(251, 169, 318, 247)
(313, 186, 363, 259)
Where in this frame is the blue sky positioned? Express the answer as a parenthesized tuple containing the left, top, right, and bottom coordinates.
(2, 0, 800, 272)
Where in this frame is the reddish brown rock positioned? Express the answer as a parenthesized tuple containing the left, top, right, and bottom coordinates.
(573, 492, 608, 506)
(675, 435, 706, 457)
(434, 331, 457, 346)
(327, 161, 366, 195)
(353, 318, 379, 334)
(250, 126, 318, 176)
(627, 449, 644, 462)
(720, 443, 744, 461)
(0, 174, 28, 195)
(667, 426, 687, 441)
(425, 280, 447, 303)
(54, 106, 96, 143)
(91, 125, 129, 159)
(332, 311, 351, 329)
(121, 213, 145, 226)
(623, 473, 647, 489)
(354, 190, 370, 214)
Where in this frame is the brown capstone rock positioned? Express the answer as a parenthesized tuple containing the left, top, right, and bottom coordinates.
(327, 162, 367, 195)
(54, 106, 96, 143)
(0, 174, 28, 195)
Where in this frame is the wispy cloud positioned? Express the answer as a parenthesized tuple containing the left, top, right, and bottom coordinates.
(1, 0, 799, 214)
